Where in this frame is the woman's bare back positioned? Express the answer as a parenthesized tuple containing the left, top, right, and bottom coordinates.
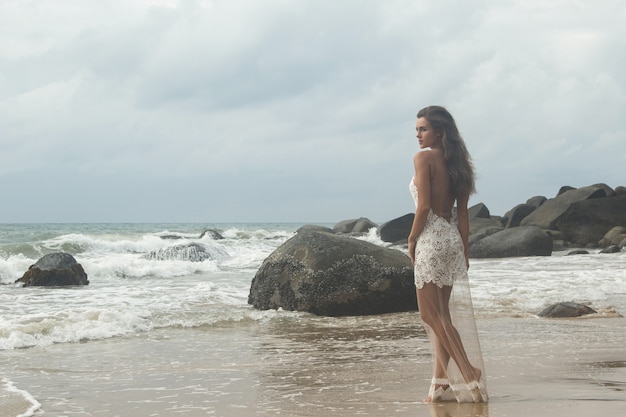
(425, 149, 455, 221)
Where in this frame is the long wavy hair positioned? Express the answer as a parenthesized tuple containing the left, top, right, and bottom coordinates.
(417, 105, 476, 198)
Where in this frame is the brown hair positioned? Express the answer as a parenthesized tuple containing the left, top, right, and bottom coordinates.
(417, 105, 476, 198)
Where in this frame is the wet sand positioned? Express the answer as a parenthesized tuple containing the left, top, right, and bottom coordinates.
(2, 312, 625, 417)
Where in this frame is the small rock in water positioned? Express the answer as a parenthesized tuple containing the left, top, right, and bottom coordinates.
(567, 250, 589, 255)
(599, 245, 621, 254)
(199, 229, 224, 240)
(144, 243, 227, 262)
(538, 302, 597, 318)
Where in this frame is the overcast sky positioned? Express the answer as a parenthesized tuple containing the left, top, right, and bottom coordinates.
(1, 0, 624, 223)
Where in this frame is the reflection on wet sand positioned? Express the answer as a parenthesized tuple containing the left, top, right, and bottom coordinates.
(429, 402, 489, 417)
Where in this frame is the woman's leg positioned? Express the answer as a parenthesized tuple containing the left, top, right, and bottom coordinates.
(417, 283, 481, 384)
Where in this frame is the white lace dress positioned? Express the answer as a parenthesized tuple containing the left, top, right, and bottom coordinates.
(409, 179, 467, 289)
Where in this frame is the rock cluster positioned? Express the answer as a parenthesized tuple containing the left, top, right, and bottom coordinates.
(248, 183, 625, 316)
(378, 182, 626, 257)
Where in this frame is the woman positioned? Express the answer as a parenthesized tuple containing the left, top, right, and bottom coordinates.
(408, 106, 488, 403)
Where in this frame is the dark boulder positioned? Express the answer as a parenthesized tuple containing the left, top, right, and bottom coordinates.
(616, 186, 626, 196)
(297, 224, 335, 234)
(469, 226, 503, 245)
(599, 245, 622, 254)
(539, 302, 597, 318)
(333, 217, 377, 234)
(599, 226, 626, 247)
(378, 213, 414, 243)
(469, 226, 553, 258)
(526, 196, 547, 208)
(521, 184, 611, 230)
(555, 195, 626, 246)
(469, 203, 491, 219)
(144, 243, 228, 262)
(248, 228, 416, 316)
(557, 186, 576, 196)
(504, 204, 536, 228)
(567, 250, 589, 255)
(16, 253, 89, 287)
(200, 229, 224, 240)
(469, 217, 504, 236)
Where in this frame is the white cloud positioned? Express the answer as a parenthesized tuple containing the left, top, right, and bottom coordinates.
(0, 0, 624, 222)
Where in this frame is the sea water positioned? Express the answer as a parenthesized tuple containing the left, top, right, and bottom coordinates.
(1, 223, 625, 416)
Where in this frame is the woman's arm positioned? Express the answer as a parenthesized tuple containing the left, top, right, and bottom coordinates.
(408, 151, 432, 264)
(456, 192, 471, 268)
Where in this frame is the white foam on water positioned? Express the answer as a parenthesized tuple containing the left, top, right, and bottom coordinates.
(1, 377, 41, 417)
(2, 223, 625, 350)
(469, 250, 626, 315)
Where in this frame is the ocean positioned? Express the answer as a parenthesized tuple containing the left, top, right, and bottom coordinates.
(1, 223, 625, 416)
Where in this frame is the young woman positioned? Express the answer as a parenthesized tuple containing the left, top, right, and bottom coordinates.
(408, 106, 488, 403)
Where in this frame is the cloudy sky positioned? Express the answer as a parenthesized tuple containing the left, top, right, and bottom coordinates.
(1, 0, 624, 223)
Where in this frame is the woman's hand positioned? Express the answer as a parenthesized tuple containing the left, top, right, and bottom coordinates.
(408, 237, 416, 264)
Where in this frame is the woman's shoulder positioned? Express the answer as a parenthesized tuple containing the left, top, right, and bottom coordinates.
(414, 148, 443, 164)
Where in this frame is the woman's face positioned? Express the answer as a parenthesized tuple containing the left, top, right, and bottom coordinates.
(415, 117, 439, 149)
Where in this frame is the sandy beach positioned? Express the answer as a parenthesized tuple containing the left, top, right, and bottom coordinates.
(3, 310, 625, 417)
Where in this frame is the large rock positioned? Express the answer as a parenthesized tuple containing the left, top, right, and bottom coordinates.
(555, 195, 626, 246)
(469, 226, 553, 258)
(520, 184, 611, 230)
(248, 228, 416, 316)
(599, 226, 626, 247)
(526, 196, 547, 208)
(16, 253, 89, 287)
(469, 217, 503, 235)
(468, 203, 491, 219)
(538, 302, 597, 318)
(503, 204, 536, 228)
(143, 243, 228, 262)
(333, 217, 377, 234)
(378, 213, 414, 243)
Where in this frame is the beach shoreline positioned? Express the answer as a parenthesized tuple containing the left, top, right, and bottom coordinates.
(2, 311, 625, 417)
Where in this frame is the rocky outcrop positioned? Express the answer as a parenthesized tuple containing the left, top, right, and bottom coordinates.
(16, 253, 89, 287)
(248, 227, 416, 316)
(520, 184, 610, 230)
(538, 302, 597, 318)
(144, 243, 228, 262)
(555, 195, 626, 246)
(333, 217, 377, 234)
(469, 226, 553, 258)
(374, 182, 625, 257)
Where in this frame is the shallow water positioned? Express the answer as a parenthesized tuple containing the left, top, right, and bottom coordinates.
(2, 313, 625, 416)
(1, 223, 625, 416)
